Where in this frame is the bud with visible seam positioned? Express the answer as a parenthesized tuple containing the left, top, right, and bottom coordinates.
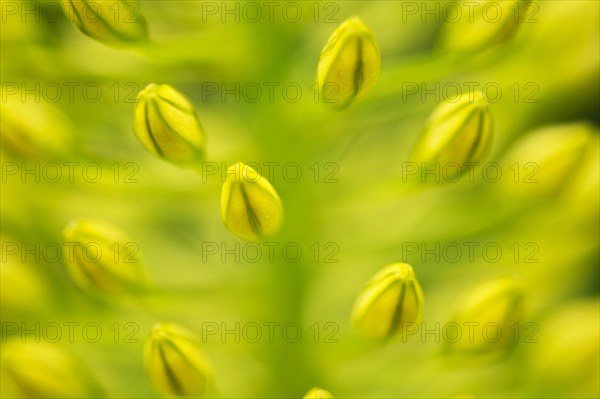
(62, 219, 147, 294)
(317, 16, 381, 107)
(352, 263, 424, 340)
(62, 0, 148, 45)
(144, 322, 212, 397)
(221, 162, 284, 241)
(410, 92, 492, 181)
(439, 0, 536, 53)
(133, 83, 206, 167)
(446, 276, 523, 355)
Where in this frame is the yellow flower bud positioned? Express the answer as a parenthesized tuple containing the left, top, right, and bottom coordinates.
(446, 277, 523, 355)
(440, 0, 535, 52)
(317, 16, 381, 107)
(0, 251, 48, 317)
(144, 322, 212, 397)
(411, 92, 492, 175)
(221, 162, 284, 241)
(0, 342, 105, 398)
(62, 0, 148, 45)
(532, 300, 599, 397)
(133, 83, 207, 167)
(498, 122, 599, 207)
(0, 100, 72, 159)
(352, 263, 424, 340)
(304, 387, 334, 399)
(62, 219, 147, 294)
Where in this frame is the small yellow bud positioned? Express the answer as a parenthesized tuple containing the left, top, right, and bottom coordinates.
(440, 0, 535, 52)
(411, 92, 492, 176)
(0, 342, 105, 398)
(352, 263, 424, 340)
(303, 387, 334, 399)
(144, 322, 212, 397)
(221, 162, 284, 241)
(532, 300, 599, 396)
(0, 253, 48, 317)
(317, 16, 381, 107)
(62, 219, 147, 294)
(133, 83, 206, 167)
(62, 0, 148, 45)
(0, 100, 72, 159)
(498, 122, 599, 207)
(447, 277, 523, 355)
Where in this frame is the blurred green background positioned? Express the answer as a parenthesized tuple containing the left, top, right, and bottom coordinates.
(1, 0, 599, 398)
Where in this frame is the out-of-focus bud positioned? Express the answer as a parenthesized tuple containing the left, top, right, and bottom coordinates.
(352, 263, 424, 340)
(303, 387, 334, 399)
(0, 342, 105, 398)
(0, 99, 72, 159)
(62, 0, 148, 45)
(0, 236, 50, 319)
(62, 219, 147, 294)
(440, 0, 535, 52)
(411, 92, 492, 180)
(498, 122, 599, 211)
(221, 162, 284, 241)
(317, 16, 381, 107)
(446, 277, 523, 355)
(144, 322, 212, 397)
(133, 83, 206, 167)
(531, 300, 599, 397)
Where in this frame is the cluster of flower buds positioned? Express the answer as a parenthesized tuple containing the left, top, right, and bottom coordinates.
(41, 2, 595, 396)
